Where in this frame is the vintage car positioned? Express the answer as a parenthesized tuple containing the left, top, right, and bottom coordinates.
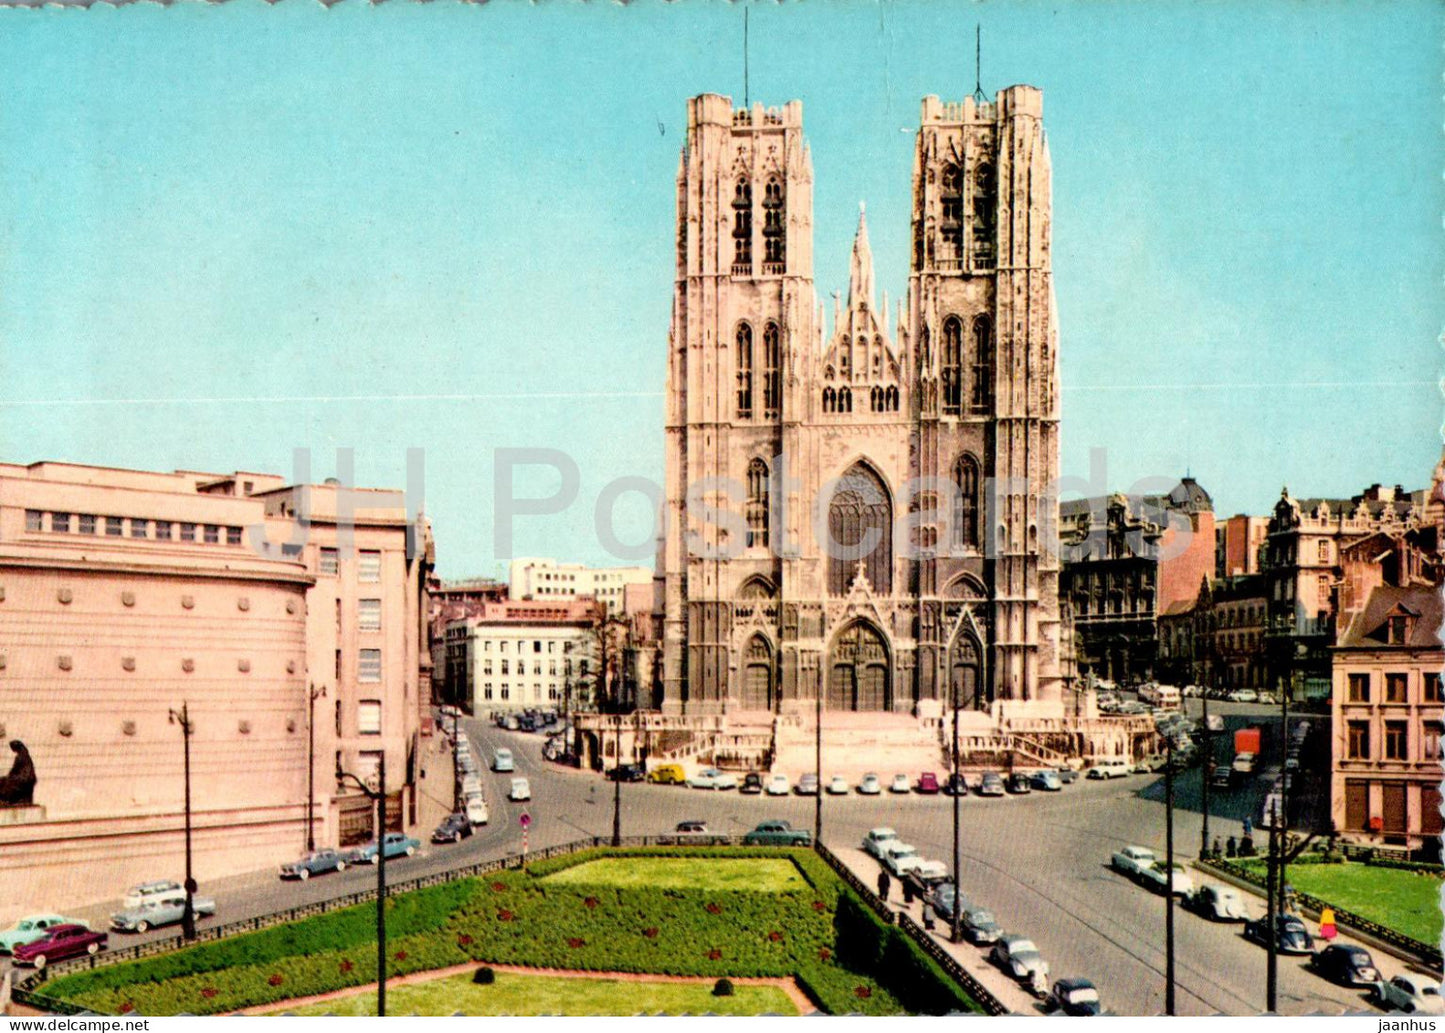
(742, 820, 811, 847)
(0, 914, 86, 954)
(345, 832, 421, 865)
(11, 924, 107, 968)
(279, 849, 348, 880)
(111, 893, 217, 934)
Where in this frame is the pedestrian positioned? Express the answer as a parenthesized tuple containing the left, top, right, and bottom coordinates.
(922, 901, 936, 932)
(902, 878, 915, 906)
(1242, 817, 1252, 838)
(1225, 835, 1237, 858)
(1212, 837, 1223, 859)
(1239, 833, 1255, 857)
(877, 870, 891, 902)
(1319, 906, 1338, 941)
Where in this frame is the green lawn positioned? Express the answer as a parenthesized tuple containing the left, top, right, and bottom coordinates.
(277, 971, 800, 1016)
(540, 856, 806, 892)
(1239, 861, 1443, 944)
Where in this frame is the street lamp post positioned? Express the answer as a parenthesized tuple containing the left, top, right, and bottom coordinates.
(337, 754, 389, 1017)
(450, 707, 462, 814)
(1199, 687, 1211, 859)
(1164, 733, 1176, 1015)
(611, 711, 623, 846)
(814, 664, 823, 844)
(167, 703, 197, 941)
(307, 684, 327, 853)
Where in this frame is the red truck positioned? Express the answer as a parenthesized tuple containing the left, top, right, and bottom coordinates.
(1234, 727, 1261, 756)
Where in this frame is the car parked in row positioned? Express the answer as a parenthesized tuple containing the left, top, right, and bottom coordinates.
(1243, 913, 1314, 955)
(687, 767, 738, 791)
(826, 775, 850, 795)
(279, 849, 348, 880)
(740, 772, 764, 794)
(346, 832, 421, 865)
(122, 880, 183, 910)
(1184, 884, 1250, 921)
(1310, 944, 1380, 987)
(1030, 770, 1062, 792)
(991, 934, 1050, 989)
(1138, 861, 1193, 896)
(465, 795, 490, 826)
(1375, 974, 1444, 1014)
(942, 772, 969, 796)
(432, 813, 474, 844)
(862, 827, 900, 859)
(1006, 773, 1033, 795)
(766, 773, 791, 796)
(1048, 977, 1103, 1016)
(976, 772, 1006, 797)
(647, 764, 686, 785)
(961, 906, 1002, 945)
(857, 773, 882, 795)
(796, 773, 820, 796)
(880, 842, 926, 878)
(916, 771, 940, 794)
(11, 924, 107, 968)
(606, 763, 645, 782)
(1087, 760, 1133, 779)
(889, 773, 912, 794)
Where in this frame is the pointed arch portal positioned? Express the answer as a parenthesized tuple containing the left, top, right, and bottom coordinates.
(828, 620, 891, 712)
(740, 634, 775, 711)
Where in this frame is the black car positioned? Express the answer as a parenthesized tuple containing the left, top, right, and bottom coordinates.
(606, 763, 646, 782)
(941, 772, 969, 796)
(1049, 978, 1102, 1016)
(431, 813, 473, 844)
(739, 772, 764, 795)
(1006, 773, 1033, 794)
(1311, 944, 1380, 986)
(1243, 914, 1314, 955)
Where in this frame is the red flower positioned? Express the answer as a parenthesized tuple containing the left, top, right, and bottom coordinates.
(568, 937, 586, 949)
(497, 909, 514, 922)
(707, 948, 722, 960)
(705, 903, 722, 915)
(642, 927, 659, 939)
(812, 900, 827, 912)
(768, 930, 784, 942)
(200, 988, 218, 1000)
(491, 881, 507, 892)
(458, 934, 474, 946)
(268, 974, 285, 987)
(119, 1003, 135, 1014)
(818, 947, 832, 961)
(340, 959, 354, 973)
(584, 896, 599, 909)
(394, 950, 408, 961)
(854, 986, 872, 1000)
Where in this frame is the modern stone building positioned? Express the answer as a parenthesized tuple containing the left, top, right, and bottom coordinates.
(0, 461, 433, 914)
(446, 598, 599, 715)
(508, 558, 652, 617)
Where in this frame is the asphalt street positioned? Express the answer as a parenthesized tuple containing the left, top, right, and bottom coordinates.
(6, 702, 1428, 1017)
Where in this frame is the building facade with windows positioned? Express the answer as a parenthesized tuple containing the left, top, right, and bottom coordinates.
(659, 89, 1063, 722)
(1217, 514, 1270, 578)
(0, 461, 432, 915)
(508, 558, 652, 617)
(448, 598, 600, 715)
(1330, 584, 1443, 852)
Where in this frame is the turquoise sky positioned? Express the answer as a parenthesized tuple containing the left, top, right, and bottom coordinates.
(1, 1, 1439, 577)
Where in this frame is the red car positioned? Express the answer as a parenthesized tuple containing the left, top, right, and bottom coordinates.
(11, 923, 107, 968)
(917, 771, 941, 794)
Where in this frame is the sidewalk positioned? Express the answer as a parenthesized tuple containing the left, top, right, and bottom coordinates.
(417, 730, 462, 831)
(829, 845, 1040, 1014)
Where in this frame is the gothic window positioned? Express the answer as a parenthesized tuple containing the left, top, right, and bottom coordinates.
(972, 162, 996, 266)
(953, 454, 980, 550)
(838, 386, 852, 413)
(940, 163, 962, 251)
(746, 458, 770, 549)
(762, 322, 781, 416)
(886, 385, 899, 411)
(941, 316, 962, 414)
(736, 323, 753, 417)
(762, 177, 786, 269)
(839, 336, 851, 377)
(822, 386, 836, 413)
(969, 315, 993, 413)
(918, 325, 931, 370)
(870, 386, 882, 412)
(827, 462, 892, 596)
(731, 179, 752, 272)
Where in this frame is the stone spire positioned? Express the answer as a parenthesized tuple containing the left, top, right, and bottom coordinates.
(847, 201, 875, 310)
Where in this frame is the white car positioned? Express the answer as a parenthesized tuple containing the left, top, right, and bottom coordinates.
(1227, 689, 1258, 703)
(687, 768, 738, 791)
(889, 773, 912, 794)
(881, 842, 924, 877)
(1232, 752, 1258, 775)
(461, 773, 483, 796)
(465, 796, 490, 826)
(765, 773, 791, 796)
(1087, 760, 1132, 780)
(910, 859, 949, 883)
(1110, 845, 1157, 878)
(492, 748, 515, 773)
(121, 881, 183, 910)
(1376, 974, 1445, 1014)
(509, 777, 531, 801)
(826, 775, 850, 795)
(1139, 861, 1193, 896)
(991, 935, 1049, 984)
(1185, 884, 1250, 921)
(857, 773, 882, 795)
(862, 827, 900, 859)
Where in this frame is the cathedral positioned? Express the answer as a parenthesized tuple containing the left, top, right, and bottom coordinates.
(659, 87, 1064, 725)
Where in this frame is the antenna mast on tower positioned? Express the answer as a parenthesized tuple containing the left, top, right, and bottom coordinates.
(973, 24, 986, 102)
(744, 8, 750, 109)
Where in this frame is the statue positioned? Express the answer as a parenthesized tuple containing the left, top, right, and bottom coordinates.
(0, 740, 36, 806)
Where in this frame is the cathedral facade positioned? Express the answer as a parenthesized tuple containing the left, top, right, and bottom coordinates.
(659, 88, 1063, 720)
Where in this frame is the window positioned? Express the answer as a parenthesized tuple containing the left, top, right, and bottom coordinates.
(500, 641, 509, 652)
(227, 526, 243, 546)
(827, 462, 892, 596)
(762, 177, 785, 269)
(358, 599, 382, 633)
(939, 163, 962, 249)
(1347, 672, 1370, 703)
(319, 548, 339, 576)
(335, 649, 342, 680)
(971, 162, 997, 265)
(358, 649, 382, 683)
(1317, 540, 1329, 564)
(501, 659, 510, 676)
(1384, 721, 1408, 761)
(763, 322, 781, 416)
(25, 510, 43, 532)
(105, 516, 124, 537)
(746, 458, 770, 549)
(736, 323, 753, 417)
(1425, 673, 1442, 703)
(358, 700, 382, 735)
(483, 661, 493, 676)
(941, 316, 962, 414)
(1424, 722, 1442, 761)
(154, 520, 172, 540)
(732, 178, 752, 271)
(548, 641, 556, 653)
(79, 514, 96, 535)
(1386, 616, 1407, 645)
(952, 455, 980, 550)
(1385, 673, 1408, 704)
(1346, 721, 1370, 760)
(970, 316, 993, 413)
(203, 525, 220, 544)
(50, 513, 72, 533)
(359, 550, 381, 582)
(130, 519, 149, 539)
(484, 683, 493, 701)
(179, 522, 197, 542)
(501, 684, 510, 701)
(534, 640, 542, 653)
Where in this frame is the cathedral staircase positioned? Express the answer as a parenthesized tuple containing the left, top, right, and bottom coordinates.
(771, 711, 946, 777)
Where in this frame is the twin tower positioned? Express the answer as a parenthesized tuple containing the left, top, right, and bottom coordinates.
(659, 88, 1062, 722)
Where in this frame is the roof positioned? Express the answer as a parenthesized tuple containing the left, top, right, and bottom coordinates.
(1337, 584, 1442, 649)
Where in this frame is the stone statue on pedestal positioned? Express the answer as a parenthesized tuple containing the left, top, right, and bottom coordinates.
(0, 740, 36, 806)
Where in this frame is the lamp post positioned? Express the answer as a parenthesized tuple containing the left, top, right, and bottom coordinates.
(450, 707, 462, 814)
(166, 703, 197, 941)
(337, 755, 388, 1017)
(611, 711, 622, 846)
(307, 684, 327, 853)
(1199, 685, 1211, 859)
(1164, 732, 1176, 1015)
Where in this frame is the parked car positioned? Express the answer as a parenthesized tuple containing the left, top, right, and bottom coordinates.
(1375, 974, 1445, 1014)
(1227, 689, 1259, 703)
(962, 906, 1002, 945)
(491, 748, 515, 773)
(1087, 760, 1132, 780)
(346, 832, 421, 865)
(1030, 769, 1063, 792)
(1056, 767, 1080, 785)
(1110, 845, 1158, 879)
(11, 924, 107, 968)
(908, 858, 949, 884)
(0, 915, 85, 954)
(687, 767, 739, 791)
(1243, 913, 1314, 955)
(1138, 861, 1193, 896)
(509, 777, 532, 801)
(1006, 772, 1033, 794)
(606, 763, 646, 782)
(916, 771, 941, 794)
(1256, 692, 1276, 705)
(1185, 884, 1249, 921)
(991, 934, 1049, 985)
(647, 763, 687, 785)
(1232, 751, 1258, 776)
(795, 773, 820, 796)
(857, 773, 882, 795)
(977, 771, 1006, 796)
(465, 796, 490, 826)
(1310, 943, 1381, 986)
(1134, 753, 1168, 774)
(889, 773, 912, 794)
(1048, 977, 1103, 1016)
(1209, 765, 1237, 791)
(279, 849, 348, 880)
(674, 819, 712, 837)
(928, 881, 966, 921)
(880, 842, 925, 877)
(942, 772, 969, 796)
(862, 827, 901, 859)
(740, 772, 764, 795)
(826, 775, 850, 795)
(742, 820, 811, 846)
(122, 880, 182, 910)
(432, 813, 474, 844)
(766, 773, 791, 796)
(461, 773, 484, 796)
(111, 893, 217, 934)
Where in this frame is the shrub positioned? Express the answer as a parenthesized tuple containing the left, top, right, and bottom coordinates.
(712, 978, 734, 997)
(472, 966, 495, 985)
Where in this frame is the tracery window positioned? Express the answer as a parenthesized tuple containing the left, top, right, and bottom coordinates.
(953, 455, 980, 549)
(762, 322, 781, 416)
(736, 323, 753, 417)
(762, 178, 786, 269)
(942, 316, 962, 415)
(970, 315, 992, 413)
(746, 458, 770, 549)
(732, 179, 752, 272)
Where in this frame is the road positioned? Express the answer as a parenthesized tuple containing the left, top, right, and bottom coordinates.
(7, 703, 1426, 1017)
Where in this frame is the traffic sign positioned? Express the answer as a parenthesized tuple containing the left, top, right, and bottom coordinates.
(519, 812, 532, 828)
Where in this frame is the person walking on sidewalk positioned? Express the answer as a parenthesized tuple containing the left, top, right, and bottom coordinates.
(877, 870, 891, 902)
(922, 901, 936, 933)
